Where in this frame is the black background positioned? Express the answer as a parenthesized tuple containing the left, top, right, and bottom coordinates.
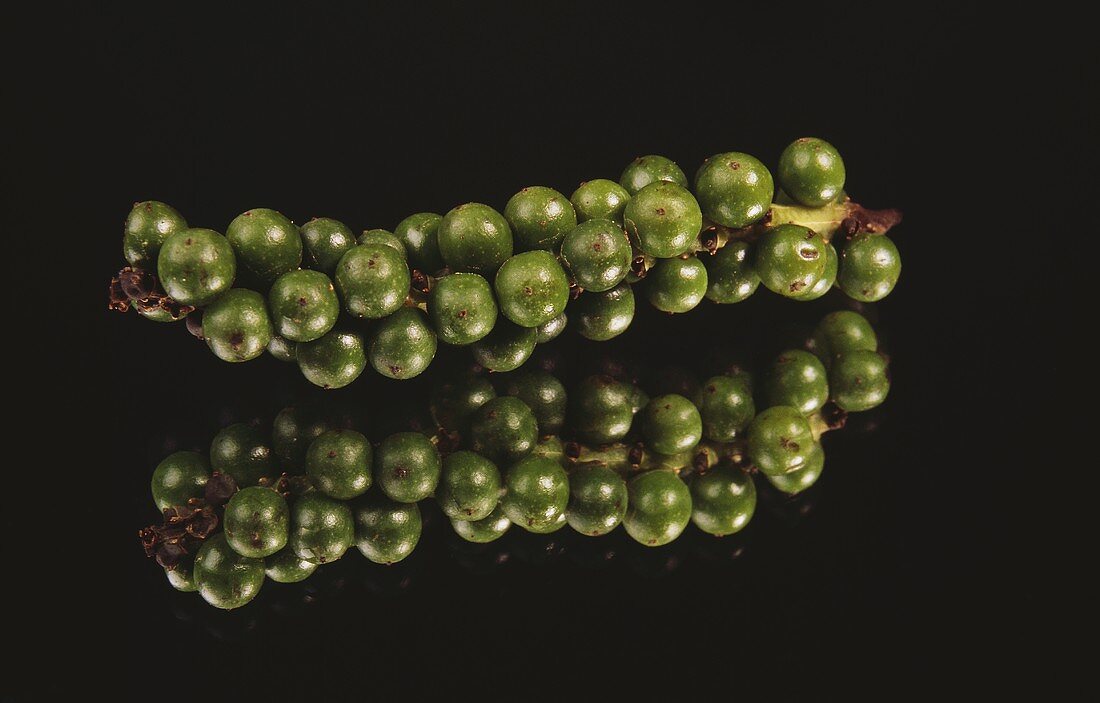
(7, 3, 1061, 699)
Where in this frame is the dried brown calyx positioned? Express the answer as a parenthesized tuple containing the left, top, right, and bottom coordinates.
(139, 503, 219, 570)
(107, 266, 194, 320)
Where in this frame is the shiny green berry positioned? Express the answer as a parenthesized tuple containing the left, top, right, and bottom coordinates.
(354, 493, 422, 564)
(704, 240, 760, 303)
(376, 431, 441, 503)
(268, 269, 339, 343)
(225, 208, 302, 283)
(438, 203, 513, 275)
(560, 219, 632, 292)
(264, 547, 318, 583)
(451, 503, 512, 543)
(763, 350, 829, 415)
(501, 455, 569, 532)
(300, 217, 355, 276)
(809, 310, 878, 366)
(124, 200, 187, 268)
(535, 313, 567, 343)
(202, 289, 273, 362)
(210, 423, 275, 487)
(369, 307, 437, 379)
(157, 228, 236, 306)
(428, 272, 497, 345)
(272, 405, 331, 469)
(620, 155, 688, 195)
(135, 302, 187, 322)
(623, 182, 703, 258)
(223, 486, 289, 558)
(572, 283, 634, 341)
(470, 320, 536, 372)
(335, 244, 410, 319)
(297, 329, 367, 389)
(694, 375, 755, 441)
(289, 493, 355, 564)
(358, 228, 406, 258)
(468, 396, 538, 464)
(438, 450, 502, 521)
(569, 375, 634, 445)
(566, 465, 627, 536)
(500, 370, 567, 435)
(504, 186, 577, 251)
(777, 137, 846, 207)
(305, 429, 373, 499)
(746, 406, 815, 476)
(837, 233, 901, 302)
(194, 534, 265, 610)
(694, 152, 774, 228)
(754, 224, 827, 297)
(430, 376, 497, 431)
(623, 470, 691, 547)
(394, 212, 444, 273)
(151, 451, 209, 511)
(690, 465, 756, 536)
(794, 242, 837, 301)
(830, 350, 890, 411)
(571, 179, 631, 225)
(494, 250, 570, 328)
(765, 442, 824, 494)
(267, 335, 296, 362)
(166, 557, 197, 592)
(641, 394, 702, 454)
(645, 256, 708, 313)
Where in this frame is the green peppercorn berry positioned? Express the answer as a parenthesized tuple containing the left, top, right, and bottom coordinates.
(166, 556, 197, 592)
(289, 493, 355, 564)
(157, 228, 236, 306)
(354, 493, 422, 564)
(500, 370, 567, 435)
(494, 250, 570, 328)
(470, 319, 537, 372)
(210, 423, 275, 487)
(223, 486, 290, 558)
(305, 429, 373, 499)
(620, 155, 688, 195)
(501, 455, 569, 532)
(535, 313, 567, 343)
(690, 465, 756, 536)
(704, 240, 760, 304)
(763, 350, 830, 415)
(566, 465, 628, 536)
(623, 470, 692, 547)
(560, 219, 632, 292)
(623, 182, 703, 258)
(194, 534, 265, 609)
(451, 503, 512, 543)
(641, 394, 702, 454)
(630, 386, 650, 415)
(135, 302, 187, 322)
(694, 152, 775, 228)
(694, 375, 755, 442)
(225, 208, 302, 283)
(794, 242, 837, 301)
(569, 375, 635, 444)
(267, 335, 297, 362)
(438, 450, 502, 521)
(335, 244, 411, 319)
(264, 547, 318, 583)
(830, 350, 890, 411)
(754, 224, 827, 297)
(201, 289, 273, 362)
(267, 269, 340, 343)
(297, 329, 367, 389)
(572, 283, 635, 341)
(376, 431, 441, 503)
(300, 217, 356, 276)
(504, 186, 577, 252)
(428, 272, 497, 345)
(809, 310, 878, 366)
(430, 376, 497, 431)
(151, 451, 210, 511)
(369, 307, 437, 379)
(272, 405, 331, 470)
(468, 396, 538, 464)
(124, 200, 188, 268)
(746, 406, 816, 476)
(571, 179, 631, 225)
(777, 137, 846, 207)
(357, 228, 406, 258)
(765, 442, 824, 494)
(837, 233, 901, 302)
(394, 212, 444, 274)
(645, 256, 708, 313)
(438, 203, 514, 275)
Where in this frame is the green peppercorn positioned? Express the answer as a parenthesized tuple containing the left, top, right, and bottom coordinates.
(157, 228, 236, 306)
(572, 283, 635, 341)
(694, 152, 774, 228)
(569, 375, 635, 444)
(765, 442, 824, 494)
(394, 212, 445, 274)
(267, 335, 297, 362)
(623, 470, 692, 547)
(623, 182, 703, 258)
(300, 217, 356, 276)
(305, 429, 373, 499)
(223, 486, 290, 558)
(123, 200, 188, 268)
(746, 406, 816, 476)
(566, 465, 628, 536)
(335, 244, 411, 319)
(535, 313, 568, 343)
(354, 493, 422, 564)
(560, 219, 633, 292)
(620, 155, 688, 195)
(468, 396, 538, 464)
(830, 350, 890, 411)
(289, 493, 355, 565)
(135, 303, 187, 322)
(644, 255, 708, 313)
(809, 310, 878, 367)
(494, 250, 571, 328)
(438, 203, 514, 275)
(501, 455, 569, 532)
(210, 423, 275, 487)
(470, 319, 537, 372)
(201, 289, 273, 362)
(694, 375, 755, 441)
(437, 450, 502, 521)
(369, 308, 437, 380)
(430, 376, 497, 431)
(297, 329, 367, 389)
(794, 242, 837, 301)
(165, 556, 197, 592)
(763, 350, 830, 415)
(194, 534, 265, 610)
(225, 208, 302, 283)
(754, 224, 827, 297)
(272, 405, 331, 470)
(264, 547, 318, 583)
(376, 431, 441, 503)
(690, 465, 756, 536)
(151, 451, 210, 511)
(451, 503, 512, 543)
(500, 369, 567, 435)
(641, 394, 702, 454)
(267, 269, 339, 343)
(504, 186, 577, 251)
(837, 233, 901, 302)
(428, 272, 497, 345)
(777, 137, 846, 207)
(703, 240, 760, 304)
(358, 228, 407, 258)
(571, 179, 631, 225)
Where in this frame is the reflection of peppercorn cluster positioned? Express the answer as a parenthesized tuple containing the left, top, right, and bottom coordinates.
(142, 309, 890, 609)
(110, 138, 901, 388)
